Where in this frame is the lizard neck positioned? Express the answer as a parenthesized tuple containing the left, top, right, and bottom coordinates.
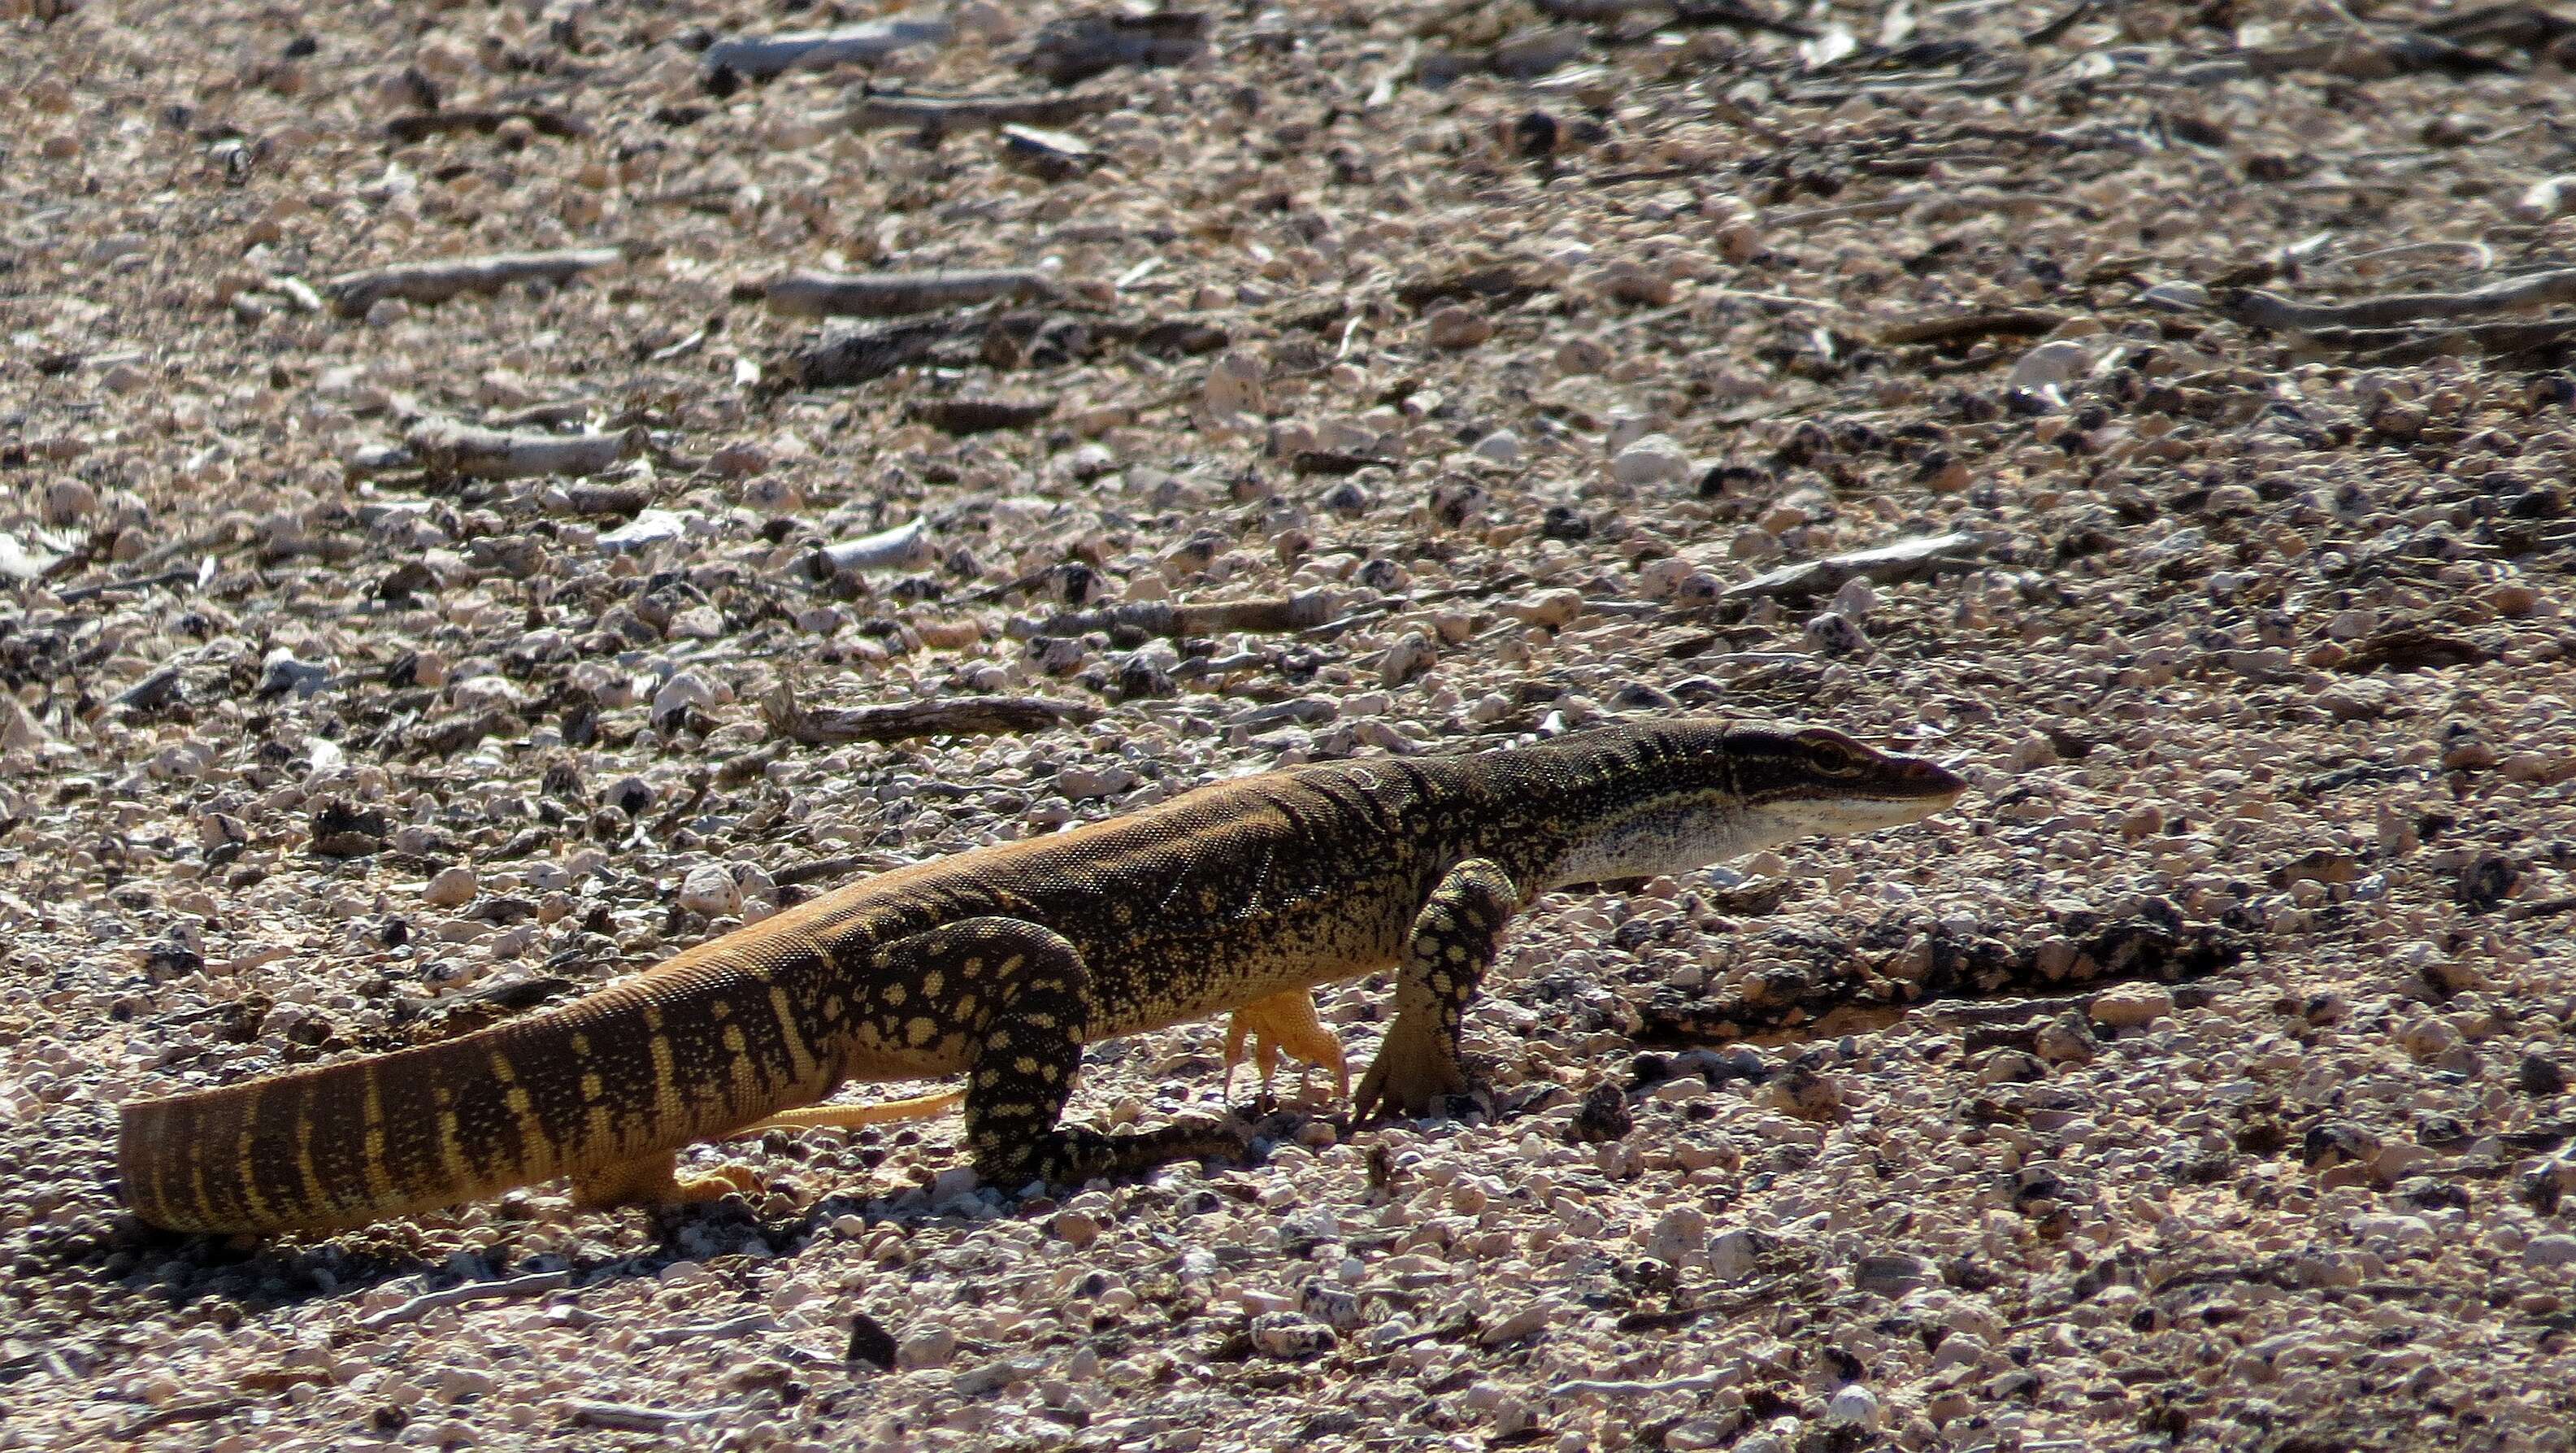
(1457, 728, 1761, 892)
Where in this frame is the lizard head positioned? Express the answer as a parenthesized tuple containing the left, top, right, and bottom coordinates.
(1538, 720, 1965, 889)
(1727, 723, 1967, 837)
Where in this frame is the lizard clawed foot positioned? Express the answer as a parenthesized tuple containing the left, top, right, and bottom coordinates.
(1351, 1019, 1471, 1121)
(1222, 991, 1352, 1109)
(570, 1152, 762, 1212)
(668, 1162, 764, 1203)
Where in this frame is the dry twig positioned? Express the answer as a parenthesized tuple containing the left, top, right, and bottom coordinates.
(324, 248, 623, 317)
(1724, 532, 1984, 605)
(840, 86, 1116, 133)
(1034, 593, 1336, 640)
(762, 268, 1056, 320)
(760, 685, 1101, 744)
(405, 418, 645, 481)
(356, 1269, 574, 1332)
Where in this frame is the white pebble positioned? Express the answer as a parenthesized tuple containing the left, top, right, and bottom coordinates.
(1610, 433, 1691, 487)
(423, 865, 476, 907)
(1826, 1385, 1882, 1429)
(676, 865, 741, 917)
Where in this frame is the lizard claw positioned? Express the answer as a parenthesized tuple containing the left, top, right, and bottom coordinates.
(1351, 1020, 1470, 1121)
(1223, 991, 1351, 1109)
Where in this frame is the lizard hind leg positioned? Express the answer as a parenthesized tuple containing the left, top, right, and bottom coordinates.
(567, 1151, 761, 1212)
(1352, 857, 1519, 1121)
(1223, 990, 1351, 1105)
(876, 916, 1249, 1191)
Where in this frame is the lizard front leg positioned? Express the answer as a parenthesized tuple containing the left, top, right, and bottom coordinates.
(1352, 858, 1519, 1120)
(853, 917, 1248, 1190)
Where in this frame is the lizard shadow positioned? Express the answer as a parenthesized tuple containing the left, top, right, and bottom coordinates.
(33, 1103, 1362, 1342)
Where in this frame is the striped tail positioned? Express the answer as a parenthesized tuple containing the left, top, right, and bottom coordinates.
(119, 954, 845, 1234)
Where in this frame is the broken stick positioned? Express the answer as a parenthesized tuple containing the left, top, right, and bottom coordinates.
(760, 684, 1101, 745)
(812, 518, 935, 572)
(1724, 532, 1983, 605)
(762, 268, 1055, 320)
(324, 247, 624, 317)
(838, 86, 1117, 133)
(1033, 593, 1336, 640)
(406, 417, 645, 481)
(702, 19, 954, 80)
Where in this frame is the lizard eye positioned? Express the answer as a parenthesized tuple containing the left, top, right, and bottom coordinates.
(1795, 732, 1866, 777)
(1808, 748, 1862, 778)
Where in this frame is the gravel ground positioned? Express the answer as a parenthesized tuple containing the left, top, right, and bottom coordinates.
(5, 0, 2576, 1448)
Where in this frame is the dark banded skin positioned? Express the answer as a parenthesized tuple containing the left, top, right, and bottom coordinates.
(119, 719, 1965, 1234)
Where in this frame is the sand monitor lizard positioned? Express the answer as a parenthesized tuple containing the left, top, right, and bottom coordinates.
(119, 719, 1965, 1234)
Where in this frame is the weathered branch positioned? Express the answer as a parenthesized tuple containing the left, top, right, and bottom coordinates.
(1035, 593, 1336, 640)
(763, 268, 1055, 320)
(357, 1269, 572, 1332)
(840, 87, 1117, 133)
(1024, 10, 1209, 85)
(813, 518, 933, 572)
(775, 316, 978, 389)
(761, 685, 1100, 744)
(2221, 268, 2576, 332)
(406, 418, 645, 480)
(1724, 532, 1983, 604)
(913, 395, 1057, 435)
(1879, 309, 2065, 346)
(324, 248, 623, 317)
(702, 18, 953, 80)
(640, 1313, 779, 1348)
(567, 1402, 732, 1433)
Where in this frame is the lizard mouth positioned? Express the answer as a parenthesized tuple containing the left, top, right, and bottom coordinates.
(1892, 755, 1969, 807)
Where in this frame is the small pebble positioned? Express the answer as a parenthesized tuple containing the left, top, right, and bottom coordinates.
(423, 865, 476, 907)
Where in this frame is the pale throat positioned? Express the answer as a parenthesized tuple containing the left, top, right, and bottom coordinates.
(1541, 798, 1786, 890)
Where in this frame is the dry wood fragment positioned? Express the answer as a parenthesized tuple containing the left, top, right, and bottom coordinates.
(841, 86, 1116, 133)
(912, 395, 1058, 435)
(640, 1313, 778, 1348)
(777, 311, 1190, 389)
(1035, 593, 1335, 640)
(1879, 309, 2065, 346)
(762, 268, 1055, 320)
(1000, 124, 1100, 181)
(2220, 268, 2576, 332)
(1293, 449, 1400, 476)
(567, 1402, 731, 1433)
(357, 1269, 572, 1331)
(409, 710, 523, 757)
(115, 1400, 247, 1440)
(776, 317, 980, 389)
(1724, 532, 1983, 604)
(702, 18, 954, 80)
(406, 418, 645, 481)
(760, 685, 1101, 745)
(814, 518, 933, 572)
(1025, 9, 1209, 85)
(384, 108, 589, 142)
(557, 483, 653, 516)
(324, 248, 623, 317)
